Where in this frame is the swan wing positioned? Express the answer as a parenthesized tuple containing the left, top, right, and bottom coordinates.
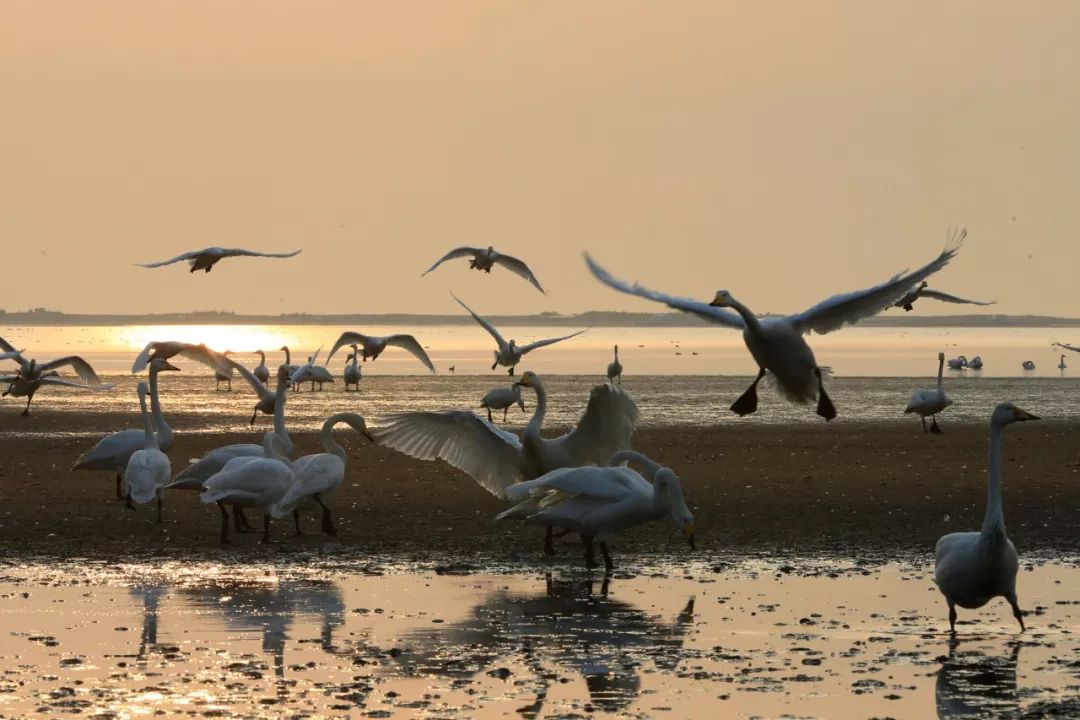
(504, 466, 644, 503)
(0, 336, 21, 356)
(493, 252, 545, 293)
(385, 334, 437, 374)
(327, 331, 375, 362)
(137, 250, 203, 268)
(73, 429, 143, 470)
(37, 356, 104, 387)
(451, 293, 508, 350)
(1053, 342, 1080, 353)
(791, 235, 963, 335)
(41, 376, 112, 390)
(226, 356, 272, 398)
(560, 383, 640, 466)
(371, 411, 523, 498)
(421, 246, 483, 276)
(919, 289, 995, 306)
(519, 328, 588, 354)
(584, 253, 746, 328)
(220, 247, 303, 259)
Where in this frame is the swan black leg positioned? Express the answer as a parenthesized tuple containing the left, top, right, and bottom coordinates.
(503, 407, 509, 422)
(486, 407, 493, 422)
(508, 366, 515, 377)
(815, 368, 837, 421)
(583, 535, 597, 569)
(315, 494, 337, 537)
(544, 526, 557, 556)
(730, 368, 766, 416)
(233, 505, 257, 533)
(1008, 596, 1025, 631)
(948, 602, 957, 633)
(22, 393, 34, 416)
(125, 491, 135, 511)
(250, 408, 258, 425)
(293, 510, 304, 536)
(920, 416, 928, 434)
(218, 502, 231, 544)
(930, 415, 943, 434)
(260, 514, 274, 544)
(599, 541, 613, 572)
(115, 472, 124, 499)
(491, 360, 498, 370)
(156, 493, 163, 524)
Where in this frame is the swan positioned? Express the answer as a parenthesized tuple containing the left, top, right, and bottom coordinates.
(270, 413, 373, 537)
(497, 459, 694, 570)
(968, 356, 984, 370)
(200, 431, 295, 544)
(0, 337, 108, 415)
(124, 381, 172, 522)
(947, 355, 968, 370)
(1058, 354, 1067, 371)
(452, 293, 587, 376)
(325, 332, 435, 373)
(253, 350, 270, 385)
(422, 245, 545, 293)
(1022, 360, 1035, 371)
(606, 345, 623, 384)
(479, 383, 526, 422)
(892, 278, 995, 313)
(904, 352, 952, 434)
(214, 350, 234, 391)
(371, 371, 639, 554)
(1052, 342, 1080, 354)
(131, 341, 230, 374)
(229, 355, 296, 424)
(934, 402, 1037, 632)
(343, 347, 361, 391)
(585, 238, 961, 420)
(137, 246, 302, 273)
(73, 357, 179, 498)
(168, 365, 295, 491)
(293, 355, 334, 391)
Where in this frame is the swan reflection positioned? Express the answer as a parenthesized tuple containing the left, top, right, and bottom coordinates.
(936, 638, 1019, 719)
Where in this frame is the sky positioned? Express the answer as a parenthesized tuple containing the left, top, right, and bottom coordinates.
(3, 2, 1079, 317)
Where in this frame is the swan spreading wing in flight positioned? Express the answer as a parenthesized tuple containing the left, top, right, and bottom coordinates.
(1052, 342, 1080, 354)
(131, 341, 231, 375)
(0, 336, 110, 415)
(585, 236, 962, 420)
(422, 245, 545, 293)
(904, 352, 952, 434)
(496, 460, 694, 570)
(893, 283, 996, 312)
(137, 247, 302, 273)
(452, 293, 586, 376)
(371, 372, 639, 539)
(326, 332, 435, 374)
(934, 403, 1037, 632)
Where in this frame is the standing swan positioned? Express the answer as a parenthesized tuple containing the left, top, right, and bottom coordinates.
(904, 352, 952, 434)
(934, 403, 1038, 632)
(124, 382, 172, 523)
(1058, 354, 1067, 372)
(606, 345, 623, 384)
(271, 413, 373, 536)
(253, 350, 270, 385)
(585, 236, 961, 420)
(200, 431, 294, 544)
(343, 347, 362, 391)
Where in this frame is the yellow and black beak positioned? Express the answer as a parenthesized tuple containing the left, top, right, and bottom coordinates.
(163, 361, 181, 372)
(707, 299, 723, 307)
(362, 429, 375, 442)
(683, 523, 695, 550)
(1014, 407, 1040, 422)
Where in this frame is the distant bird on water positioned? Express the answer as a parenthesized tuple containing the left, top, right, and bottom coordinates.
(585, 234, 963, 421)
(137, 247, 302, 273)
(947, 356, 968, 370)
(422, 246, 546, 293)
(1058, 354, 1067, 372)
(1022, 360, 1036, 371)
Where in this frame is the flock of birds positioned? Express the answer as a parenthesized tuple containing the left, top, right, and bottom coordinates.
(2, 236, 1073, 634)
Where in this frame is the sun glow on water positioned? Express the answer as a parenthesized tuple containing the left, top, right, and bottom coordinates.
(118, 325, 293, 355)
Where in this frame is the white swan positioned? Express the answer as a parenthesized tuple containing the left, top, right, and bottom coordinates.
(585, 239, 961, 420)
(292, 354, 334, 391)
(606, 345, 623, 384)
(343, 346, 362, 391)
(168, 365, 295, 491)
(73, 357, 179, 498)
(200, 431, 294, 544)
(1022, 360, 1036, 371)
(479, 383, 526, 422)
(0, 336, 108, 415)
(253, 350, 270, 385)
(124, 381, 172, 522)
(934, 402, 1037, 632)
(137, 246, 302, 273)
(947, 355, 968, 370)
(372, 372, 638, 554)
(904, 352, 952, 434)
(326, 332, 435, 374)
(968, 356, 984, 370)
(422, 245, 545, 294)
(497, 458, 694, 570)
(452, 293, 587, 376)
(270, 413, 373, 537)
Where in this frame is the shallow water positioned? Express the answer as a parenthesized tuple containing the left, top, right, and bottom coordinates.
(1, 559, 1077, 718)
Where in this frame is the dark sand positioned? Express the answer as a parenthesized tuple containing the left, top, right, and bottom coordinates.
(0, 411, 1077, 562)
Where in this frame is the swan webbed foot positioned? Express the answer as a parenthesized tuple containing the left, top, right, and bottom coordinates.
(491, 361, 498, 371)
(730, 368, 765, 416)
(903, 304, 913, 311)
(508, 367, 515, 377)
(1009, 597, 1026, 631)
(930, 416, 943, 434)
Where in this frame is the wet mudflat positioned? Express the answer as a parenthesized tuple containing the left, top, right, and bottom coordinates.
(0, 558, 1077, 719)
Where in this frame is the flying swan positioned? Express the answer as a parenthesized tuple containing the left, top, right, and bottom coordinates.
(137, 247, 302, 273)
(326, 332, 436, 374)
(422, 245, 546, 294)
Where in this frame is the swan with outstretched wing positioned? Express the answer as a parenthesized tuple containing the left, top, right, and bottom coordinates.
(422, 245, 545, 293)
(137, 246, 301, 273)
(325, 331, 435, 373)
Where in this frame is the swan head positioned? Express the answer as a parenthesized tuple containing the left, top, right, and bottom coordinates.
(708, 290, 734, 308)
(991, 402, 1039, 427)
(655, 468, 695, 549)
(514, 370, 539, 388)
(148, 357, 180, 373)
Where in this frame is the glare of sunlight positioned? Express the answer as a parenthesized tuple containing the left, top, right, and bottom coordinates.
(118, 325, 293, 355)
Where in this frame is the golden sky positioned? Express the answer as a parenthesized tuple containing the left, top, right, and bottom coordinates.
(3, 2, 1078, 316)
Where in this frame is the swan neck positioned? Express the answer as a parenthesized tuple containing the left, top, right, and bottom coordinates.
(936, 356, 945, 391)
(139, 389, 156, 450)
(981, 424, 1006, 537)
(524, 381, 547, 440)
(320, 419, 347, 461)
(729, 298, 762, 331)
(148, 367, 171, 444)
(273, 378, 291, 451)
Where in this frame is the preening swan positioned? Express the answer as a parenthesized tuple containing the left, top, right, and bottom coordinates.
(606, 345, 623, 384)
(270, 413, 373, 537)
(253, 350, 270, 385)
(343, 347, 362, 391)
(73, 358, 179, 498)
(372, 371, 638, 554)
(452, 293, 587, 376)
(497, 456, 694, 570)
(326, 332, 436, 374)
(422, 245, 546, 294)
(905, 352, 953, 434)
(0, 336, 108, 415)
(968, 356, 984, 370)
(1022, 360, 1035, 371)
(585, 237, 961, 420)
(479, 383, 526, 422)
(137, 246, 302, 273)
(934, 402, 1037, 632)
(200, 431, 294, 544)
(124, 381, 172, 522)
(947, 356, 968, 370)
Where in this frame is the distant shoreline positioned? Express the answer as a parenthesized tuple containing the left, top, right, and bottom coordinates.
(0, 310, 1079, 328)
